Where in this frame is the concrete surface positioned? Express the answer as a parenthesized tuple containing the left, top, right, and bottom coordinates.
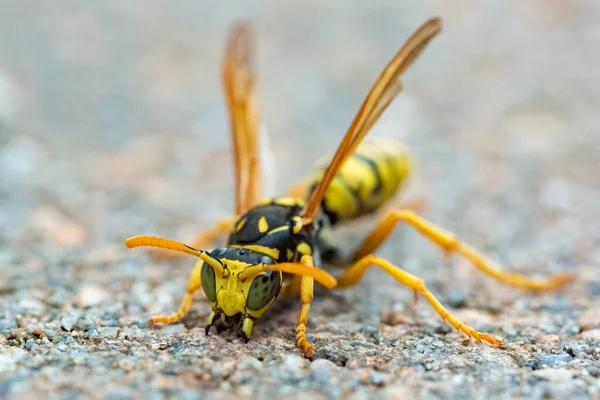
(0, 1, 599, 399)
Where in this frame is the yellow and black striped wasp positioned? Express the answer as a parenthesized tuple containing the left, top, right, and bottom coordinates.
(126, 17, 573, 358)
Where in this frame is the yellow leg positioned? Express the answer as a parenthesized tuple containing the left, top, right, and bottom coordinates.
(286, 181, 308, 200)
(280, 275, 303, 297)
(149, 218, 234, 259)
(381, 194, 428, 216)
(351, 209, 574, 291)
(148, 261, 202, 326)
(336, 255, 501, 346)
(295, 255, 315, 358)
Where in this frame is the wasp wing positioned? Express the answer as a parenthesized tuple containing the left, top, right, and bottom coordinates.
(300, 17, 442, 222)
(222, 20, 261, 216)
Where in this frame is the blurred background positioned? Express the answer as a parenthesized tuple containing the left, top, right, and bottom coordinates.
(1, 1, 598, 259)
(0, 1, 599, 397)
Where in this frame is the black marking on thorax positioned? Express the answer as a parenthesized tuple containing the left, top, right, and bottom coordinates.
(227, 200, 320, 264)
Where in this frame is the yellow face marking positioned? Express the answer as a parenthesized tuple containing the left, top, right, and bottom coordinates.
(235, 217, 247, 232)
(258, 216, 269, 233)
(296, 242, 312, 256)
(220, 259, 252, 272)
(287, 249, 294, 261)
(229, 244, 280, 260)
(213, 257, 282, 319)
(273, 197, 305, 207)
(212, 258, 251, 316)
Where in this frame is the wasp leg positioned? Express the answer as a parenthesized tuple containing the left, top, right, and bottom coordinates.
(286, 181, 308, 200)
(280, 275, 303, 297)
(350, 209, 574, 291)
(294, 255, 316, 358)
(381, 194, 428, 216)
(335, 255, 502, 345)
(205, 310, 221, 335)
(241, 316, 254, 342)
(149, 218, 234, 259)
(148, 261, 203, 326)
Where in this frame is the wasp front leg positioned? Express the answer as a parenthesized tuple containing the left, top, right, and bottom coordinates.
(148, 260, 203, 326)
(351, 209, 574, 291)
(295, 255, 316, 358)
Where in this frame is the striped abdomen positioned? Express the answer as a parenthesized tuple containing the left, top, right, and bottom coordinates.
(306, 139, 413, 224)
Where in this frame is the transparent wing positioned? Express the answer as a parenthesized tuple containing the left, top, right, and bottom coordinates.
(222, 20, 261, 215)
(259, 122, 276, 199)
(300, 17, 442, 222)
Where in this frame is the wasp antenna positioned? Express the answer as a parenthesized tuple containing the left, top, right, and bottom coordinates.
(264, 263, 337, 289)
(125, 235, 203, 257)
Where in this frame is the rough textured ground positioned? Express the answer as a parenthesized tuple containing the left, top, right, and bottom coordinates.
(1, 2, 599, 399)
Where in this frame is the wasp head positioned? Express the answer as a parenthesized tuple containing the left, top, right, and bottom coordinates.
(199, 247, 282, 340)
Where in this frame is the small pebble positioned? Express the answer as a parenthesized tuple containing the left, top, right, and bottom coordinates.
(87, 329, 99, 339)
(579, 307, 600, 331)
(118, 358, 135, 372)
(446, 290, 468, 308)
(25, 338, 36, 351)
(77, 284, 110, 308)
(537, 353, 573, 367)
(416, 344, 431, 354)
(213, 360, 236, 378)
(580, 329, 600, 341)
(281, 354, 308, 371)
(61, 317, 76, 332)
(238, 356, 263, 370)
(75, 317, 96, 331)
(562, 342, 586, 357)
(0, 318, 17, 336)
(98, 327, 120, 339)
(160, 324, 186, 335)
(532, 368, 576, 381)
(310, 358, 338, 372)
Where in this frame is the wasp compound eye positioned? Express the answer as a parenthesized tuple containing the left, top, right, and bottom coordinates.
(246, 271, 281, 310)
(201, 261, 217, 302)
(259, 255, 276, 265)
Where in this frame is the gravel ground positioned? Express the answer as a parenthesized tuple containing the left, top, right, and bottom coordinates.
(1, 2, 599, 399)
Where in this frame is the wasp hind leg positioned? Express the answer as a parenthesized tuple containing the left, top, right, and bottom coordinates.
(149, 218, 234, 259)
(351, 209, 574, 291)
(148, 261, 203, 326)
(335, 255, 502, 345)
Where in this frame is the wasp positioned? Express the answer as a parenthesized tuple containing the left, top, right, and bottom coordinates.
(126, 17, 573, 358)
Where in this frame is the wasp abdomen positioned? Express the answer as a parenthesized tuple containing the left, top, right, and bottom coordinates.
(306, 139, 413, 224)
